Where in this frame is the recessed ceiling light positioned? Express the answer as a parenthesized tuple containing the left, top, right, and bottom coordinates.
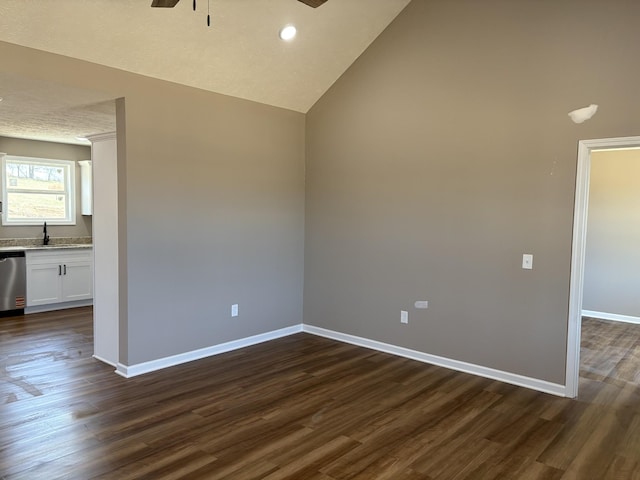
(279, 25, 297, 41)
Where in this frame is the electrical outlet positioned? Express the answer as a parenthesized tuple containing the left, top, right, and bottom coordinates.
(231, 304, 239, 317)
(401, 310, 408, 324)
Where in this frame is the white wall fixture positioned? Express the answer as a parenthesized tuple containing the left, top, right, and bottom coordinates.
(279, 25, 297, 41)
(568, 104, 598, 124)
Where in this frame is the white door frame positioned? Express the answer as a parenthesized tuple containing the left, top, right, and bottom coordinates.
(566, 135, 640, 398)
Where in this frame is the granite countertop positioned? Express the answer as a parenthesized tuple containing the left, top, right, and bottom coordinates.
(0, 236, 92, 253)
(0, 244, 93, 253)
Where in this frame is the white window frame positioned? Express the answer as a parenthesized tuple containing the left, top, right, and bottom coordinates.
(1, 155, 76, 226)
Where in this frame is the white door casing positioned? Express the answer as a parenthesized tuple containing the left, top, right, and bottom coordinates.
(566, 135, 640, 398)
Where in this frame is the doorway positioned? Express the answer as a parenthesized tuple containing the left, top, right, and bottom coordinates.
(566, 136, 640, 398)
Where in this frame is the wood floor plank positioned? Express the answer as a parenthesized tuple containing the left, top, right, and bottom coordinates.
(558, 410, 630, 479)
(602, 455, 640, 479)
(2, 311, 640, 478)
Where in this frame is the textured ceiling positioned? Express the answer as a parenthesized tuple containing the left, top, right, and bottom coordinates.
(0, 72, 117, 146)
(0, 0, 410, 145)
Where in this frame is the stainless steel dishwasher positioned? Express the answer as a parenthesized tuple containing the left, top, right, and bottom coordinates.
(0, 251, 26, 317)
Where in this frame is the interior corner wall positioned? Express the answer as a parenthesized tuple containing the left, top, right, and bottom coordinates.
(0, 40, 306, 366)
(304, 0, 640, 384)
(0, 136, 92, 239)
(583, 149, 640, 319)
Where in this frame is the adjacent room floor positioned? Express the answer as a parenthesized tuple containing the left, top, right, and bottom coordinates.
(1, 309, 639, 479)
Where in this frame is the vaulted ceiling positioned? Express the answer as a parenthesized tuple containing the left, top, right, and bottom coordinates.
(0, 0, 411, 144)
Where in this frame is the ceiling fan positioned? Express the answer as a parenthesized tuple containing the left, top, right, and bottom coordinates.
(151, 0, 327, 7)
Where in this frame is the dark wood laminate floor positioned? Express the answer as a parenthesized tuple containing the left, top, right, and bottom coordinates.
(1, 309, 640, 479)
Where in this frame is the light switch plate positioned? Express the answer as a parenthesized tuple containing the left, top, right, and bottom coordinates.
(401, 310, 409, 324)
(522, 254, 533, 270)
(231, 304, 239, 317)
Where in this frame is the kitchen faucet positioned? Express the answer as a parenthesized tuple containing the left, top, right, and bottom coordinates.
(43, 222, 50, 245)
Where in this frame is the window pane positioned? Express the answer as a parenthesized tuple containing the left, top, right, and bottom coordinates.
(7, 192, 67, 219)
(5, 162, 65, 192)
(2, 156, 75, 226)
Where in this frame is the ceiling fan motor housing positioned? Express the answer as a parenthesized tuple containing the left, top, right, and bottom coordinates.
(150, 0, 180, 7)
(298, 0, 328, 7)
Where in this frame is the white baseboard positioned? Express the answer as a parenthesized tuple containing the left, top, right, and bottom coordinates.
(25, 299, 92, 314)
(115, 324, 303, 378)
(93, 354, 117, 367)
(582, 310, 640, 325)
(111, 321, 567, 397)
(302, 324, 567, 397)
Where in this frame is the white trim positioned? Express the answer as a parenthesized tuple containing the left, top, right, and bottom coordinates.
(1, 155, 77, 226)
(86, 132, 117, 143)
(115, 324, 303, 378)
(115, 364, 128, 378)
(25, 299, 93, 314)
(303, 325, 567, 397)
(111, 321, 569, 396)
(567, 136, 640, 398)
(93, 354, 117, 367)
(582, 310, 640, 325)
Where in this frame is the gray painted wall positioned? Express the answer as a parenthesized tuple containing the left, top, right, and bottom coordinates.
(583, 149, 640, 318)
(0, 136, 92, 239)
(4, 0, 640, 385)
(1, 41, 305, 366)
(304, 0, 640, 384)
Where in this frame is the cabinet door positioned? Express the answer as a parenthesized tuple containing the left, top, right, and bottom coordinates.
(61, 261, 93, 302)
(27, 264, 62, 306)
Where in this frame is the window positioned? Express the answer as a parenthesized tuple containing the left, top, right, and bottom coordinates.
(1, 155, 76, 226)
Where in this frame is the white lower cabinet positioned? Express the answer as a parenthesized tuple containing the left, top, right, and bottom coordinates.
(26, 248, 93, 309)
(61, 261, 93, 301)
(27, 263, 62, 305)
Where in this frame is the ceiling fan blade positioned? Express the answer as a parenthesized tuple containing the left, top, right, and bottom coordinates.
(298, 0, 328, 7)
(151, 0, 180, 7)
